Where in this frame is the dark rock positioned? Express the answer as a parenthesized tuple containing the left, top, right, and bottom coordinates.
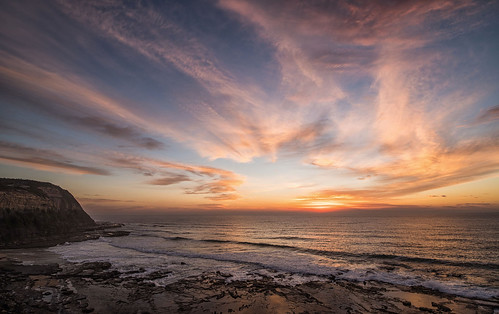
(147, 270, 172, 280)
(215, 271, 232, 278)
(0, 178, 96, 248)
(59, 261, 113, 278)
(78, 301, 89, 308)
(402, 301, 411, 306)
(228, 289, 240, 299)
(432, 302, 451, 312)
(61, 288, 73, 295)
(102, 230, 130, 237)
(82, 262, 112, 271)
(124, 268, 146, 275)
(419, 306, 435, 312)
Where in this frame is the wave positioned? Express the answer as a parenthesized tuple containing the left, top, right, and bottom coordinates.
(265, 236, 314, 241)
(138, 234, 499, 270)
(102, 239, 499, 300)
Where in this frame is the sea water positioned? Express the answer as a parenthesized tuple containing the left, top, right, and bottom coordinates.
(49, 210, 499, 300)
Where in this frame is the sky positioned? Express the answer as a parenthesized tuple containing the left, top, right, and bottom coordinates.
(1, 0, 498, 214)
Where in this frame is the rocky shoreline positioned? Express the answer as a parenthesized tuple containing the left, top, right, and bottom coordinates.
(0, 222, 130, 249)
(1, 248, 497, 314)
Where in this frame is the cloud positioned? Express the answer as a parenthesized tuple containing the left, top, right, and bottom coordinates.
(47, 0, 356, 162)
(1, 0, 498, 209)
(205, 194, 240, 201)
(197, 203, 227, 210)
(152, 161, 244, 200)
(357, 175, 372, 181)
(0, 141, 110, 175)
(148, 174, 190, 186)
(218, 0, 499, 202)
(475, 105, 499, 124)
(4, 0, 489, 166)
(0, 55, 165, 150)
(69, 116, 165, 150)
(185, 180, 238, 195)
(106, 154, 244, 201)
(455, 203, 492, 207)
(298, 145, 499, 206)
(78, 198, 135, 203)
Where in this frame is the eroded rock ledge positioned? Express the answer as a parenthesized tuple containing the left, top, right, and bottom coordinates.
(1, 254, 497, 314)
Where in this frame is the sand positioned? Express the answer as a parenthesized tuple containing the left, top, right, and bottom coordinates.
(1, 248, 498, 313)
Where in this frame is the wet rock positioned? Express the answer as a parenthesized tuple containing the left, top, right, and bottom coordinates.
(432, 302, 451, 312)
(125, 267, 146, 274)
(228, 289, 240, 299)
(61, 286, 73, 294)
(215, 271, 232, 278)
(102, 230, 130, 237)
(83, 262, 112, 271)
(419, 306, 435, 312)
(80, 269, 95, 276)
(147, 270, 172, 280)
(78, 301, 89, 308)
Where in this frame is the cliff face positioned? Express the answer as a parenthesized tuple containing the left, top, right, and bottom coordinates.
(0, 179, 96, 247)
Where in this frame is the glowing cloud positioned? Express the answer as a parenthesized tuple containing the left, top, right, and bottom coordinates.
(1, 0, 498, 211)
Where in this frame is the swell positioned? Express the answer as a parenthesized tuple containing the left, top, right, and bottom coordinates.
(63, 239, 499, 300)
(266, 236, 314, 241)
(141, 234, 499, 270)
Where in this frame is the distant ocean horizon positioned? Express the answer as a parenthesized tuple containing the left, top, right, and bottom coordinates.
(51, 209, 499, 300)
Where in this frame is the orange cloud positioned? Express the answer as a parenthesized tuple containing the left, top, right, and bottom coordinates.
(217, 0, 498, 203)
(2, 0, 497, 211)
(299, 138, 499, 208)
(104, 154, 244, 202)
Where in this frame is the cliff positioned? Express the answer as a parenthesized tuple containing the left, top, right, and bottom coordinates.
(0, 178, 97, 248)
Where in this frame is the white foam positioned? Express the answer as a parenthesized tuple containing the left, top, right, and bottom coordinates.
(338, 267, 499, 299)
(48, 224, 499, 299)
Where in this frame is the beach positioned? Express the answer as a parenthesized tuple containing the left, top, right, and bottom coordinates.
(2, 211, 499, 313)
(1, 247, 498, 313)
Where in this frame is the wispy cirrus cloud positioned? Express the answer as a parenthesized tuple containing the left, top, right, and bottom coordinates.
(49, 0, 349, 162)
(68, 116, 164, 150)
(475, 105, 499, 124)
(0, 141, 110, 175)
(1, 0, 498, 210)
(0, 55, 165, 150)
(217, 0, 499, 205)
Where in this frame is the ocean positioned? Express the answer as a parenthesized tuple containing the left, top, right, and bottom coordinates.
(49, 210, 499, 300)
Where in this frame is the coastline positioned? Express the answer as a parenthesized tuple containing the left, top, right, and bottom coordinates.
(0, 222, 129, 250)
(1, 247, 497, 313)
